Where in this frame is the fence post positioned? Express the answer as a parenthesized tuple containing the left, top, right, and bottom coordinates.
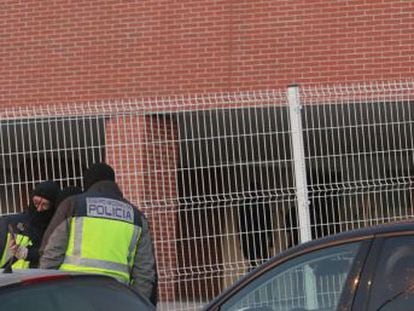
(288, 85, 317, 310)
(288, 84, 312, 243)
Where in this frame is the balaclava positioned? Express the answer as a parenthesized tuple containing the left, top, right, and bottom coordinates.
(28, 180, 61, 233)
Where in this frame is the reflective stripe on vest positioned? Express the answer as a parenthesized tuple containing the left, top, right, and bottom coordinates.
(60, 217, 141, 283)
(62, 256, 130, 275)
(0, 233, 32, 269)
(0, 233, 12, 267)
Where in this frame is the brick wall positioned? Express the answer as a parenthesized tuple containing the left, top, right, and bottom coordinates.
(1, 0, 413, 108)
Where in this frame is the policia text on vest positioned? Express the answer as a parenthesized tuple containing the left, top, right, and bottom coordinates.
(86, 198, 134, 223)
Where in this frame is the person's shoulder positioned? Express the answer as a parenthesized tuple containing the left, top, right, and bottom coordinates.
(0, 213, 31, 226)
(56, 193, 84, 216)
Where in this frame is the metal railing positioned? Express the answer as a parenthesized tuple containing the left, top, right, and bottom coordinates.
(0, 80, 413, 310)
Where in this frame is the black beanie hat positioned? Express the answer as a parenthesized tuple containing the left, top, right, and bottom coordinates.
(55, 186, 82, 208)
(83, 162, 115, 190)
(31, 180, 61, 207)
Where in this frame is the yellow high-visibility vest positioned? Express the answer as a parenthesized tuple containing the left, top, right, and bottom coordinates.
(12, 234, 32, 269)
(60, 216, 142, 283)
(0, 233, 12, 268)
(0, 233, 32, 269)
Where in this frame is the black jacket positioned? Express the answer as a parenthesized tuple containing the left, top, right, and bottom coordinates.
(24, 204, 56, 267)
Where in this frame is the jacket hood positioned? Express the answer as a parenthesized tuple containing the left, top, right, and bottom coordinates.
(31, 181, 61, 208)
(86, 180, 123, 198)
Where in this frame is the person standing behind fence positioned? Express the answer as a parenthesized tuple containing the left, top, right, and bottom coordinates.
(39, 163, 158, 306)
(3, 180, 61, 269)
(39, 185, 83, 256)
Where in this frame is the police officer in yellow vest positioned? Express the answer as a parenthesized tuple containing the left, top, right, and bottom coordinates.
(39, 163, 158, 306)
(1, 180, 61, 269)
(0, 213, 31, 269)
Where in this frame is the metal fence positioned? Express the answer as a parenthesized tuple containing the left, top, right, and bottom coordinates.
(0, 81, 413, 310)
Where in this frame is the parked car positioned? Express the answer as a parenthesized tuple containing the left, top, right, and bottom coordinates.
(0, 269, 155, 311)
(204, 220, 414, 311)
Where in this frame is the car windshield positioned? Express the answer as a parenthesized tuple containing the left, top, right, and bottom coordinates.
(0, 276, 154, 311)
(221, 242, 362, 311)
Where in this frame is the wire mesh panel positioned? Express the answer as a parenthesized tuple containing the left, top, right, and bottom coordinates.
(172, 92, 297, 309)
(301, 82, 414, 240)
(0, 81, 413, 310)
(0, 115, 105, 215)
(0, 92, 297, 311)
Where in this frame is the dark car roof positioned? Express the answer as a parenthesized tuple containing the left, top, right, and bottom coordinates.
(0, 269, 156, 311)
(276, 219, 414, 258)
(204, 219, 414, 310)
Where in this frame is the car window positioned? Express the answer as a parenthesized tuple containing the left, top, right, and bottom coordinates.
(367, 236, 414, 311)
(0, 276, 154, 311)
(220, 242, 362, 311)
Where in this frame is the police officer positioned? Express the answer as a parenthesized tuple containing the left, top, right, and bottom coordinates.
(1, 180, 61, 269)
(39, 163, 157, 306)
(0, 213, 30, 269)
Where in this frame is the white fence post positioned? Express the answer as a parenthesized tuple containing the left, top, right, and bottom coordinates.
(288, 84, 312, 243)
(288, 84, 316, 310)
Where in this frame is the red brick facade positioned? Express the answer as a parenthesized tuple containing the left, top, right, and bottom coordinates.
(1, 0, 413, 108)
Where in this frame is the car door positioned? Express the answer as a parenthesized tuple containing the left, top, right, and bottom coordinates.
(355, 233, 414, 311)
(212, 239, 372, 311)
